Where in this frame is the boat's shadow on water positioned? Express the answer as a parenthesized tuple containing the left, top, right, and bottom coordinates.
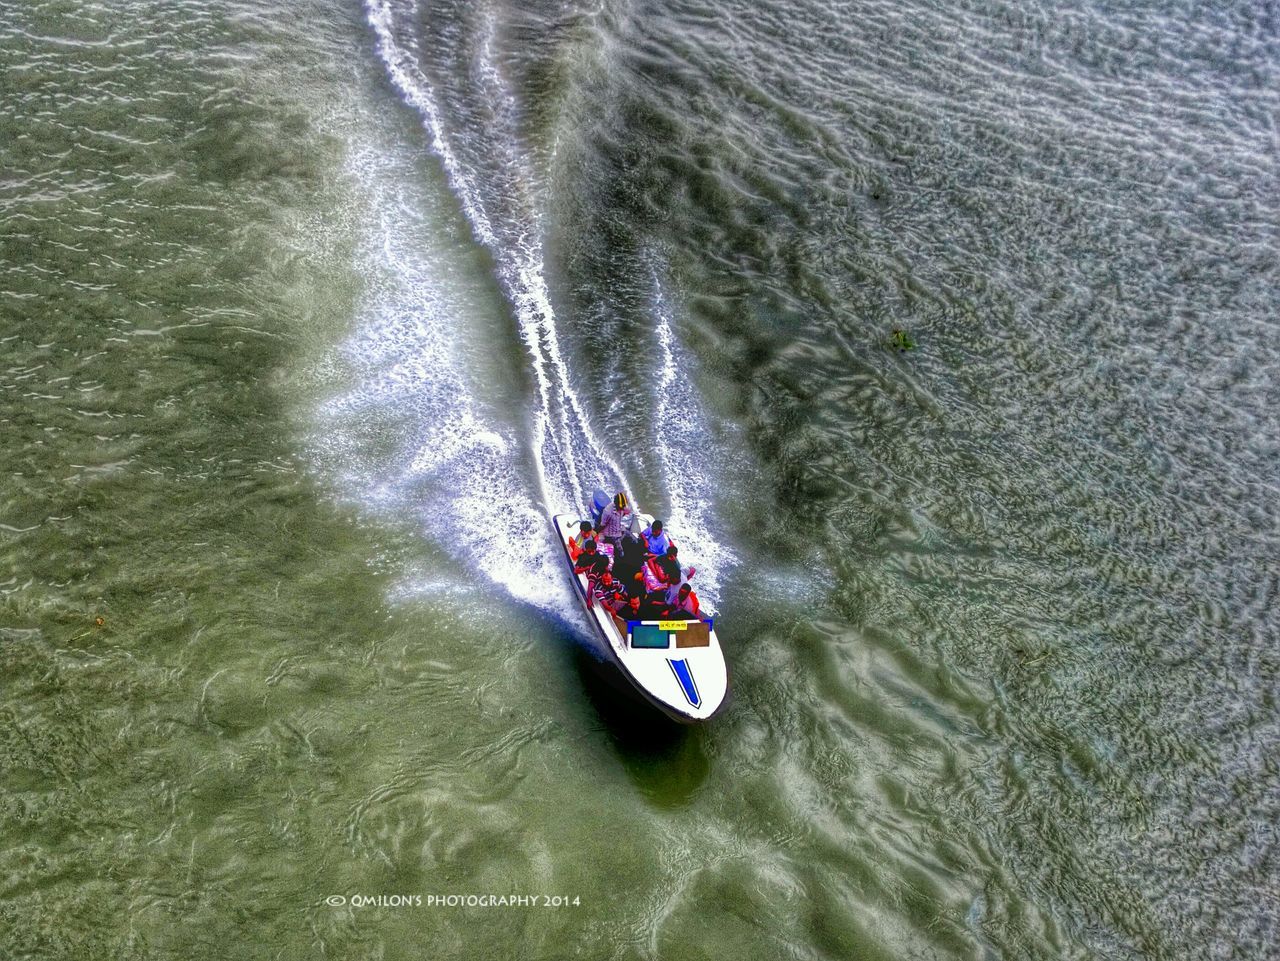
(540, 612, 712, 807)
(575, 647, 712, 806)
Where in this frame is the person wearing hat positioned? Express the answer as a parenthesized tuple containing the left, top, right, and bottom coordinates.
(596, 491, 633, 551)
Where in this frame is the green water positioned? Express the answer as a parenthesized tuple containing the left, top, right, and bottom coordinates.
(3, 0, 1278, 959)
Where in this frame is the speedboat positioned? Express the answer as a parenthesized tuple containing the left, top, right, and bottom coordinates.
(551, 492, 728, 723)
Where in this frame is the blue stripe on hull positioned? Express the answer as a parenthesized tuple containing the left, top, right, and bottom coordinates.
(667, 658, 701, 708)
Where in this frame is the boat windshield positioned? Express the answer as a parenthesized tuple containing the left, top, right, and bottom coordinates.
(627, 619, 713, 650)
(629, 623, 669, 649)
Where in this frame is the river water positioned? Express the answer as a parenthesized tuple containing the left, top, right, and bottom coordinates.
(2, 0, 1277, 958)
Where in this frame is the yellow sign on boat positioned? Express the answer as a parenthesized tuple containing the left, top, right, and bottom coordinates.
(657, 620, 688, 631)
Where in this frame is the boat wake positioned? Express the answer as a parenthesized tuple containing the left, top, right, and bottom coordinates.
(312, 0, 733, 612)
(315, 137, 572, 610)
(366, 0, 624, 509)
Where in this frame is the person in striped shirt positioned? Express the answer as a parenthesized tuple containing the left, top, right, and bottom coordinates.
(592, 572, 628, 613)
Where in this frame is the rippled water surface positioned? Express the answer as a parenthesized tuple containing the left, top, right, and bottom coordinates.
(2, 0, 1277, 959)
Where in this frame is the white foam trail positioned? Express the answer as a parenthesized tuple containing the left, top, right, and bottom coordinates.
(648, 264, 737, 602)
(350, 0, 736, 615)
(315, 140, 573, 613)
(365, 0, 627, 511)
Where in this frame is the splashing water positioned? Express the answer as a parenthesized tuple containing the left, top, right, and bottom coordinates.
(316, 140, 573, 610)
(648, 263, 736, 601)
(366, 0, 627, 507)
(330, 0, 733, 612)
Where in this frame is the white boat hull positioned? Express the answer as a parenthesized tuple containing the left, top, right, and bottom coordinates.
(551, 513, 728, 723)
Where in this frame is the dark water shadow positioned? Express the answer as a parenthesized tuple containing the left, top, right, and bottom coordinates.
(570, 646, 712, 808)
(529, 604, 712, 807)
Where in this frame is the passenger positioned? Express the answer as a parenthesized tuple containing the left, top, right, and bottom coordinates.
(667, 582, 701, 618)
(621, 593, 643, 623)
(638, 589, 669, 620)
(596, 492, 633, 551)
(610, 531, 647, 596)
(641, 519, 670, 558)
(576, 537, 609, 583)
(594, 572, 627, 612)
(651, 544, 692, 588)
(568, 521, 595, 561)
